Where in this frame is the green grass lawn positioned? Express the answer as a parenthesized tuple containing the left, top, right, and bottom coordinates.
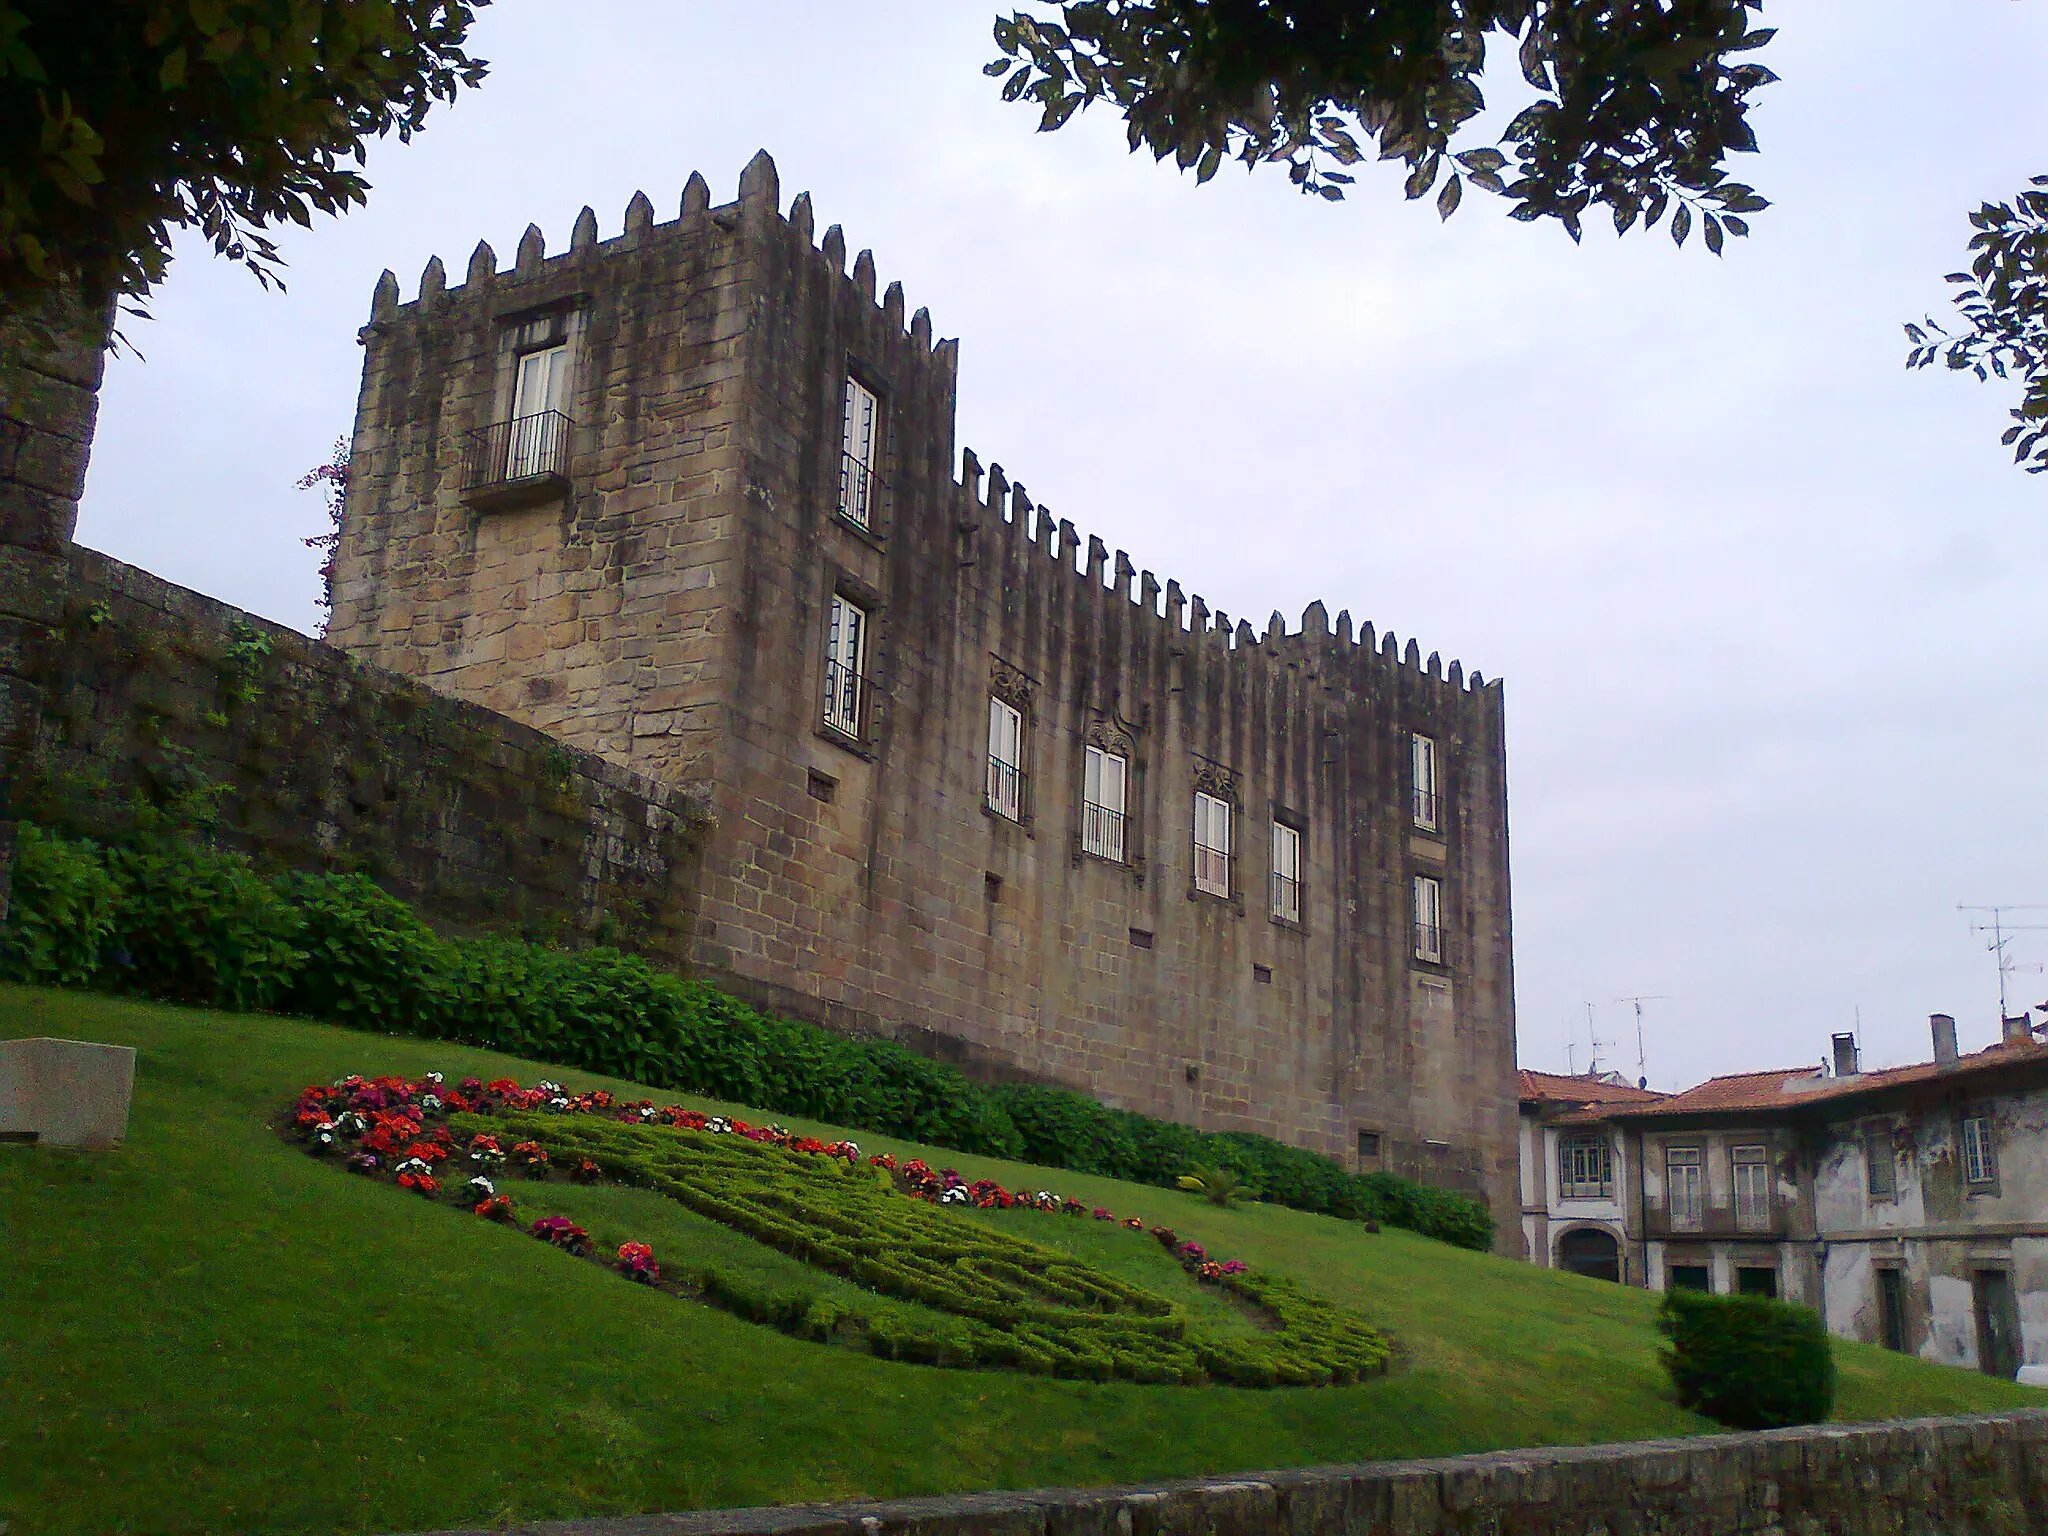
(2, 985, 2037, 1536)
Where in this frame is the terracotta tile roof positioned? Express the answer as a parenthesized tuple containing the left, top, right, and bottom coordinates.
(1517, 1068, 1667, 1107)
(1609, 1038, 2048, 1120)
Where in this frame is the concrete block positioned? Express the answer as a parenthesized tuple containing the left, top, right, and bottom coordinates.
(0, 1037, 137, 1148)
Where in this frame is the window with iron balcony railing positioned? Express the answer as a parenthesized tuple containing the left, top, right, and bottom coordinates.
(822, 658, 867, 739)
(986, 754, 1026, 822)
(1270, 871, 1301, 924)
(460, 410, 573, 509)
(1082, 800, 1125, 861)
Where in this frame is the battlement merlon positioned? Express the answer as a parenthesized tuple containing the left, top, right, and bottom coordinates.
(352, 147, 1500, 719)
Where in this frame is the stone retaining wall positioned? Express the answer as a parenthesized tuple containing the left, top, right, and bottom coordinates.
(13, 546, 710, 963)
(413, 1410, 2048, 1536)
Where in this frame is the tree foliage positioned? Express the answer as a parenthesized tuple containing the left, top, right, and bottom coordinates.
(985, 0, 1774, 248)
(1907, 176, 2048, 475)
(0, 1, 489, 312)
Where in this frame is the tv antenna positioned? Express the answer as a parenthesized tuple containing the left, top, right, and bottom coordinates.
(1584, 1002, 1614, 1077)
(1959, 905, 2048, 1024)
(1612, 995, 1668, 1087)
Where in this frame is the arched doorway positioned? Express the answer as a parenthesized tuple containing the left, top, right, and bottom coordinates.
(1557, 1226, 1622, 1283)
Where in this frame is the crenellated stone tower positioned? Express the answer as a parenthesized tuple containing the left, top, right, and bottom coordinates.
(329, 150, 1520, 1235)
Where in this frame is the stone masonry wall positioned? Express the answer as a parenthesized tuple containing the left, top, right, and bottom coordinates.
(415, 1410, 2048, 1536)
(329, 152, 1518, 1226)
(16, 546, 709, 961)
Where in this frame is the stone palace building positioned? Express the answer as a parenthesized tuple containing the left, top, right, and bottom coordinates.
(326, 151, 1520, 1225)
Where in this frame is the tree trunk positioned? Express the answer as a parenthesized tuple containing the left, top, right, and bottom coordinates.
(0, 289, 110, 920)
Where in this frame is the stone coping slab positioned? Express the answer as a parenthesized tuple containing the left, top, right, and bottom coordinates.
(399, 1407, 2048, 1536)
(0, 1035, 136, 1148)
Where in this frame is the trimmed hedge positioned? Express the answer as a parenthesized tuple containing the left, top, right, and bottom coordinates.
(1657, 1287, 1836, 1429)
(460, 1110, 1392, 1386)
(0, 825, 1493, 1248)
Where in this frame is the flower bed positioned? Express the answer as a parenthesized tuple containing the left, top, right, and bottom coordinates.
(287, 1074, 1391, 1388)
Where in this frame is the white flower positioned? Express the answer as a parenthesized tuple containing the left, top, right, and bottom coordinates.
(547, 1096, 570, 1112)
(707, 1116, 732, 1135)
(312, 1122, 337, 1149)
(940, 1186, 968, 1204)
(419, 1094, 444, 1113)
(336, 1112, 367, 1137)
(537, 1081, 562, 1095)
(424, 1072, 445, 1087)
(468, 1175, 496, 1198)
(395, 1157, 432, 1178)
(638, 1106, 659, 1122)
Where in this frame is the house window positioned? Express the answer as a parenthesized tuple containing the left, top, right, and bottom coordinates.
(822, 593, 867, 737)
(1733, 1144, 1772, 1232)
(1962, 1113, 1998, 1187)
(1736, 1266, 1779, 1299)
(1669, 1265, 1712, 1293)
(1193, 791, 1232, 897)
(986, 697, 1024, 821)
(1082, 745, 1127, 861)
(1866, 1132, 1896, 1201)
(1557, 1134, 1614, 1201)
(1666, 1145, 1703, 1230)
(1412, 733, 1440, 831)
(508, 342, 568, 478)
(1357, 1129, 1382, 1162)
(1270, 820, 1302, 923)
(838, 375, 881, 529)
(1412, 874, 1443, 963)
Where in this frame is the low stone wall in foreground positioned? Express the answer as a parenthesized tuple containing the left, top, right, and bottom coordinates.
(414, 1410, 2048, 1536)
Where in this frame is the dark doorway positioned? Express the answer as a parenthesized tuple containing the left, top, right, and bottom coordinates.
(1973, 1269, 2021, 1380)
(1557, 1227, 1621, 1283)
(1669, 1264, 1712, 1293)
(1877, 1268, 1907, 1353)
(1736, 1266, 1779, 1299)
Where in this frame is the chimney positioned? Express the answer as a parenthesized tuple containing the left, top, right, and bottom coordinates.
(2003, 1013, 2034, 1046)
(1932, 1013, 1959, 1069)
(1831, 1032, 1860, 1078)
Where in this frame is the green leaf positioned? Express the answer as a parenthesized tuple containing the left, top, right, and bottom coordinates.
(1671, 203, 1691, 247)
(1704, 214, 1724, 255)
(1436, 174, 1461, 220)
(159, 46, 187, 90)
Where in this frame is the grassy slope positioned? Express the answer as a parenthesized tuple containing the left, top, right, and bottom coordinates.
(1, 986, 2036, 1536)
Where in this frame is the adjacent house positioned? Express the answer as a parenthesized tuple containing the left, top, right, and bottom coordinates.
(1518, 1014, 2048, 1380)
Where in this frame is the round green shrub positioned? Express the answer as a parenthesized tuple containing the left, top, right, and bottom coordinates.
(1657, 1287, 1837, 1429)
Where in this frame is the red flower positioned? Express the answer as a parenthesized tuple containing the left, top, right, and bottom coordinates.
(615, 1241, 659, 1283)
(397, 1170, 439, 1197)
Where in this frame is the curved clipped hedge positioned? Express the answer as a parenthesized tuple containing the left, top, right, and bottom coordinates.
(0, 824, 1493, 1249)
(470, 1110, 1389, 1387)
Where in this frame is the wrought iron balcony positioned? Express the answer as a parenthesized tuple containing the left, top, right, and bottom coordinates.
(1082, 800, 1125, 862)
(986, 754, 1028, 822)
(822, 658, 869, 740)
(460, 410, 573, 509)
(1193, 842, 1233, 899)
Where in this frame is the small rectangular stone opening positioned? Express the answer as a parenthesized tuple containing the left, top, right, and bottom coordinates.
(1128, 927, 1154, 950)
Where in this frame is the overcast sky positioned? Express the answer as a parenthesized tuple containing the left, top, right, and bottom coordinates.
(78, 2, 2048, 1092)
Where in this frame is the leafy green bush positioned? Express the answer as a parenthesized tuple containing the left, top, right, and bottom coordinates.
(0, 824, 119, 987)
(103, 838, 300, 1012)
(0, 823, 1487, 1248)
(1658, 1287, 1836, 1429)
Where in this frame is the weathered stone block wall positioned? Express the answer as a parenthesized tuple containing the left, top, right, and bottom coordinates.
(16, 546, 709, 961)
(417, 1410, 2048, 1536)
(330, 153, 1518, 1228)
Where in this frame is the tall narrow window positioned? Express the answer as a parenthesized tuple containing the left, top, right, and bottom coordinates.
(1962, 1113, 1998, 1187)
(986, 697, 1024, 821)
(1866, 1132, 1896, 1201)
(509, 343, 567, 478)
(1082, 745, 1127, 861)
(839, 376, 881, 529)
(1733, 1145, 1772, 1231)
(1877, 1268, 1907, 1352)
(1193, 791, 1232, 897)
(1666, 1145, 1703, 1230)
(822, 593, 866, 737)
(1412, 732, 1440, 831)
(1412, 874, 1442, 962)
(1270, 821, 1302, 923)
